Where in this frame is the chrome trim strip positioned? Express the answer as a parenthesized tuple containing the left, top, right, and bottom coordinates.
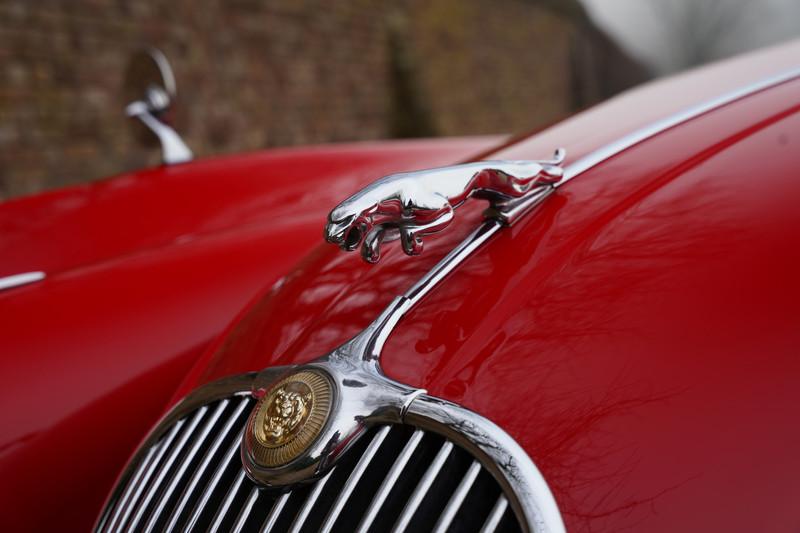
(560, 66, 800, 186)
(0, 271, 45, 292)
(363, 66, 800, 360)
(260, 492, 290, 532)
(391, 440, 454, 533)
(356, 429, 424, 533)
(480, 496, 509, 533)
(143, 400, 228, 532)
(231, 487, 260, 533)
(495, 66, 800, 224)
(209, 469, 246, 533)
(288, 468, 335, 533)
(404, 220, 502, 309)
(129, 406, 208, 531)
(433, 460, 482, 533)
(165, 397, 250, 532)
(319, 426, 392, 533)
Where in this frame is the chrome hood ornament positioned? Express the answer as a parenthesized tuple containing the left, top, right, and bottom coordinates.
(240, 149, 572, 531)
(243, 149, 566, 499)
(325, 149, 566, 263)
(105, 67, 800, 533)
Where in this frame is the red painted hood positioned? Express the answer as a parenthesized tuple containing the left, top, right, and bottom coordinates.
(175, 42, 800, 531)
(0, 136, 508, 533)
(0, 137, 503, 279)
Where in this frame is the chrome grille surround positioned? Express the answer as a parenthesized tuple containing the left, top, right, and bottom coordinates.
(96, 370, 563, 533)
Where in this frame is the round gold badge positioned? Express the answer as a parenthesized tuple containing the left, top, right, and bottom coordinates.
(245, 370, 332, 468)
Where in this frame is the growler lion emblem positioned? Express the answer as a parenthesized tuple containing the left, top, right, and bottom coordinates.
(256, 384, 312, 447)
(245, 370, 333, 468)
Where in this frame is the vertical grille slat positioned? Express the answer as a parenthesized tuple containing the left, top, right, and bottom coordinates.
(128, 406, 209, 531)
(319, 425, 391, 533)
(99, 394, 525, 533)
(433, 460, 483, 533)
(165, 397, 250, 532)
(288, 468, 335, 533)
(184, 424, 246, 531)
(260, 491, 290, 532)
(392, 440, 454, 533)
(356, 428, 424, 533)
(143, 399, 229, 533)
(209, 468, 246, 532)
(231, 487, 260, 533)
(480, 496, 509, 533)
(102, 445, 156, 532)
(109, 418, 186, 533)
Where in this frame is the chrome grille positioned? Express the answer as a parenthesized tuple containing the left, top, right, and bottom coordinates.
(99, 395, 523, 533)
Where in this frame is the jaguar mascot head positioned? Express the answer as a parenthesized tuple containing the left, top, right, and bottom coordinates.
(325, 149, 565, 263)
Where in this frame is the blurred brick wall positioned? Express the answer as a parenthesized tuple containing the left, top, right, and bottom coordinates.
(0, 0, 647, 200)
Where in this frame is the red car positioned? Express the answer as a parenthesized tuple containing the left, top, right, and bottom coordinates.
(2, 40, 800, 532)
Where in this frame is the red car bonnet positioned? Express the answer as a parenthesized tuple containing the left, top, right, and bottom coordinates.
(173, 46, 800, 531)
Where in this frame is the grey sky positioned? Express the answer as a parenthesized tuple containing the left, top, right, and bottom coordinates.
(579, 0, 800, 74)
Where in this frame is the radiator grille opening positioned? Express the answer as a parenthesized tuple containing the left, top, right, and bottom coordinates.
(99, 395, 523, 533)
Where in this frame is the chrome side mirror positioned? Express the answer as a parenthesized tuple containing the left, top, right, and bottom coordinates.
(123, 47, 193, 165)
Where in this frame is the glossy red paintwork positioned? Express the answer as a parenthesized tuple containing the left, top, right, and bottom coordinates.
(0, 137, 502, 279)
(3, 37, 800, 532)
(175, 56, 800, 531)
(0, 137, 502, 532)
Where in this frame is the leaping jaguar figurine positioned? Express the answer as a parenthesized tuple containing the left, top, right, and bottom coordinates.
(325, 148, 566, 263)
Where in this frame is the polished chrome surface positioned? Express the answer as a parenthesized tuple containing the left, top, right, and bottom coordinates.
(324, 66, 800, 265)
(320, 65, 800, 354)
(127, 406, 208, 531)
(231, 487, 259, 533)
(96, 380, 258, 533)
(288, 70, 800, 510)
(356, 428, 424, 532)
(164, 398, 250, 532)
(559, 65, 800, 187)
(124, 47, 193, 165)
(0, 271, 45, 292)
(405, 394, 564, 533)
(494, 66, 800, 225)
(319, 426, 391, 533)
(98, 378, 548, 532)
(434, 460, 482, 533)
(392, 440, 454, 533)
(143, 400, 228, 532)
(260, 492, 289, 531)
(236, 222, 509, 492)
(184, 429, 244, 531)
(100, 64, 800, 533)
(482, 497, 510, 533)
(325, 150, 565, 263)
(288, 468, 334, 532)
(111, 420, 185, 532)
(209, 469, 246, 532)
(126, 102, 193, 164)
(239, 305, 426, 488)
